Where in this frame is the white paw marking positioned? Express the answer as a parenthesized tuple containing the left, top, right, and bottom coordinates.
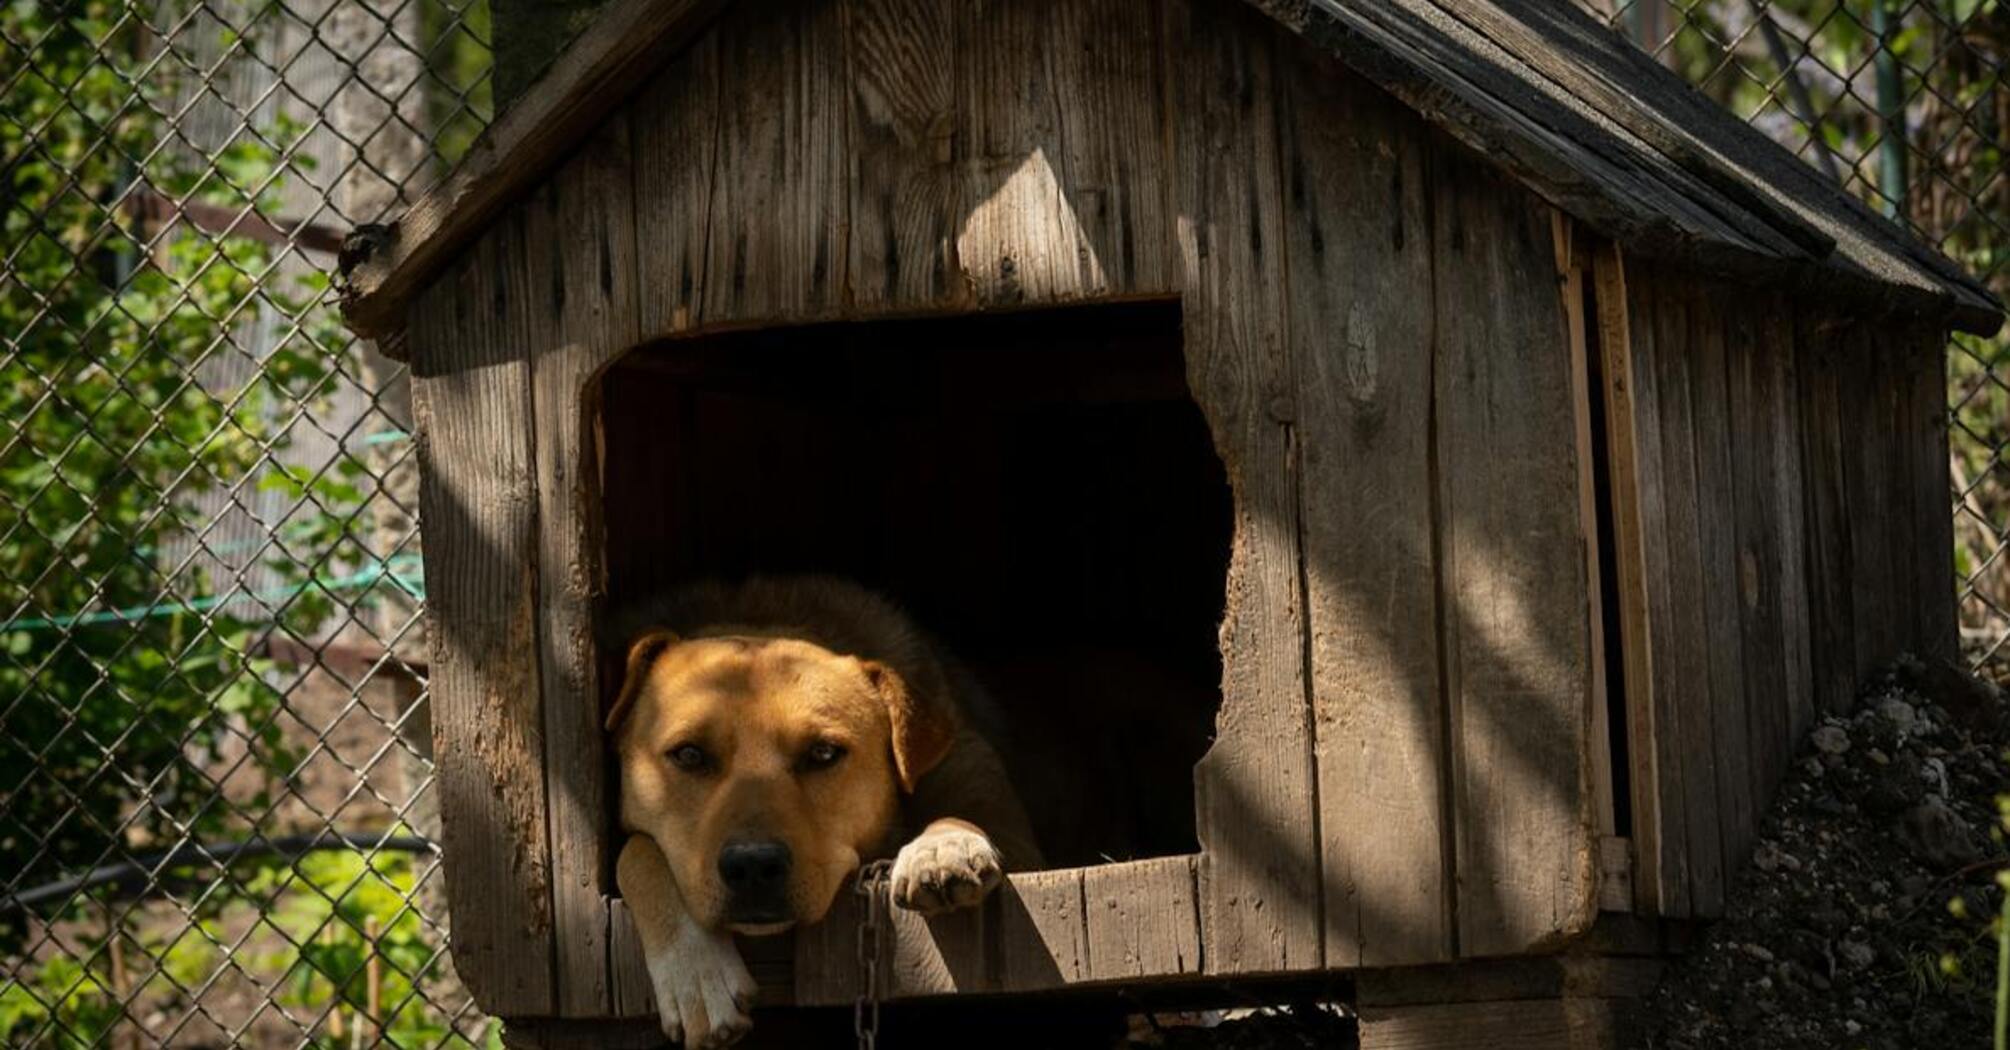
(890, 825, 1003, 915)
(647, 914, 756, 1048)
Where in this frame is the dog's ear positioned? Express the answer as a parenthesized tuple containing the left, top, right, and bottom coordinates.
(605, 628, 679, 735)
(860, 660, 955, 793)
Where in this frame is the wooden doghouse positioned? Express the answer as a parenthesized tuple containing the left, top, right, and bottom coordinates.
(340, 0, 2003, 1044)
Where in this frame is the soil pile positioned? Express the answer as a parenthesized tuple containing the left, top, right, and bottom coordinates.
(1644, 656, 2009, 1049)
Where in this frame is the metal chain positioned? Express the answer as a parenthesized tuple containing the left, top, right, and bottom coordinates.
(853, 859, 893, 1050)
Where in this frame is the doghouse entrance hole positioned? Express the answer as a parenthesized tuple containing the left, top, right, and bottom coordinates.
(594, 300, 1230, 868)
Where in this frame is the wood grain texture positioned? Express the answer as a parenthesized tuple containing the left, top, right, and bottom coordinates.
(409, 214, 554, 1014)
(1590, 245, 1663, 917)
(1431, 143, 1595, 956)
(699, 0, 849, 327)
(1647, 280, 1724, 918)
(1795, 312, 1859, 714)
(790, 862, 1201, 1004)
(1558, 221, 1616, 846)
(1907, 329, 1959, 661)
(1276, 41, 1450, 968)
(522, 119, 639, 1017)
(1616, 253, 1680, 917)
(953, 0, 1173, 306)
(607, 899, 652, 1018)
(1359, 998, 1625, 1050)
(1685, 286, 1756, 876)
(844, 0, 958, 309)
(1840, 326, 1898, 678)
(1726, 297, 1794, 833)
(342, 0, 728, 342)
(1166, 0, 1320, 977)
(1083, 856, 1202, 981)
(1764, 301, 1817, 749)
(630, 28, 718, 338)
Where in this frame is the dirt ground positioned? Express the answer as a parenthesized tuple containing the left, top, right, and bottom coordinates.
(1642, 655, 2010, 1048)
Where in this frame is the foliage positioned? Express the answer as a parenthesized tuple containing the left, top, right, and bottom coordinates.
(0, 0, 349, 945)
(247, 847, 493, 1050)
(0, 846, 490, 1048)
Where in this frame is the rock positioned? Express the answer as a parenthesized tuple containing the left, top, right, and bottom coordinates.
(1839, 939, 1875, 969)
(1899, 655, 2003, 735)
(1867, 751, 1924, 815)
(1902, 799, 1981, 870)
(1812, 724, 1852, 755)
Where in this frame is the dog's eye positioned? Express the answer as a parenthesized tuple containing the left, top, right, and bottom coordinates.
(801, 741, 846, 770)
(666, 744, 710, 772)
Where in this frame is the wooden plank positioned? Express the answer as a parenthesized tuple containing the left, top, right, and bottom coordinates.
(844, 0, 959, 310)
(794, 867, 1109, 1004)
(1356, 955, 1664, 1006)
(631, 28, 719, 339)
(1840, 325, 1896, 678)
(1685, 287, 1756, 874)
(1276, 41, 1450, 967)
(1359, 998, 1623, 1050)
(1165, 0, 1320, 976)
(1765, 301, 1817, 747)
(523, 119, 639, 1017)
(1082, 856, 1202, 981)
(952, 0, 1174, 307)
(408, 214, 554, 1013)
(341, 0, 729, 341)
(1796, 312, 1859, 713)
(1907, 329, 1959, 661)
(1621, 263, 1686, 919)
(1431, 145, 1595, 955)
(994, 868, 1091, 993)
(1647, 279, 1723, 918)
(1589, 245, 1664, 918)
(689, 0, 848, 329)
(1558, 219, 1616, 846)
(608, 899, 653, 1019)
(1725, 299, 1793, 821)
(1596, 836, 1631, 913)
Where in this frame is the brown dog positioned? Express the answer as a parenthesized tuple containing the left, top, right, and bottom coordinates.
(605, 577, 1043, 1046)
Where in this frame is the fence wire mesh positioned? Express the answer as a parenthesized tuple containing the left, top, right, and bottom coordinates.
(0, 1, 2006, 1047)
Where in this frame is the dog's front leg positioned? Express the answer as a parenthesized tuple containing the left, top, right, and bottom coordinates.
(615, 835, 756, 1048)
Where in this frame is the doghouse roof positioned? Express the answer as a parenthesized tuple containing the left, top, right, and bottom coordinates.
(339, 0, 2004, 346)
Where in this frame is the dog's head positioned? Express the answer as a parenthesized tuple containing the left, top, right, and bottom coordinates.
(606, 629, 955, 933)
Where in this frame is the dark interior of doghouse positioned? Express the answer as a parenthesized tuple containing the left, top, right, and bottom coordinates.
(594, 301, 1231, 867)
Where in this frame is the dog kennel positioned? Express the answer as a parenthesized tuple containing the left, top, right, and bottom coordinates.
(340, 0, 2001, 1044)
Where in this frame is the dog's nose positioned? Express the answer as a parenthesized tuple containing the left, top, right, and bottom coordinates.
(717, 840, 792, 900)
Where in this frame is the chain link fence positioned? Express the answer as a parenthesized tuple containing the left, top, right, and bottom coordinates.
(1, 1, 2006, 1047)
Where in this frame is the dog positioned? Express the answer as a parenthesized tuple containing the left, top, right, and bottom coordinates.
(604, 576, 1044, 1047)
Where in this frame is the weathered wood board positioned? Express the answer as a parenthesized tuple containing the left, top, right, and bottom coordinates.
(523, 119, 640, 1017)
(409, 214, 554, 1012)
(1166, 0, 1321, 977)
(1276, 39, 1450, 968)
(1431, 145, 1595, 955)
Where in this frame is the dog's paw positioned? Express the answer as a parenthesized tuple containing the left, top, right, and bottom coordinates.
(646, 914, 757, 1048)
(890, 823, 1003, 915)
